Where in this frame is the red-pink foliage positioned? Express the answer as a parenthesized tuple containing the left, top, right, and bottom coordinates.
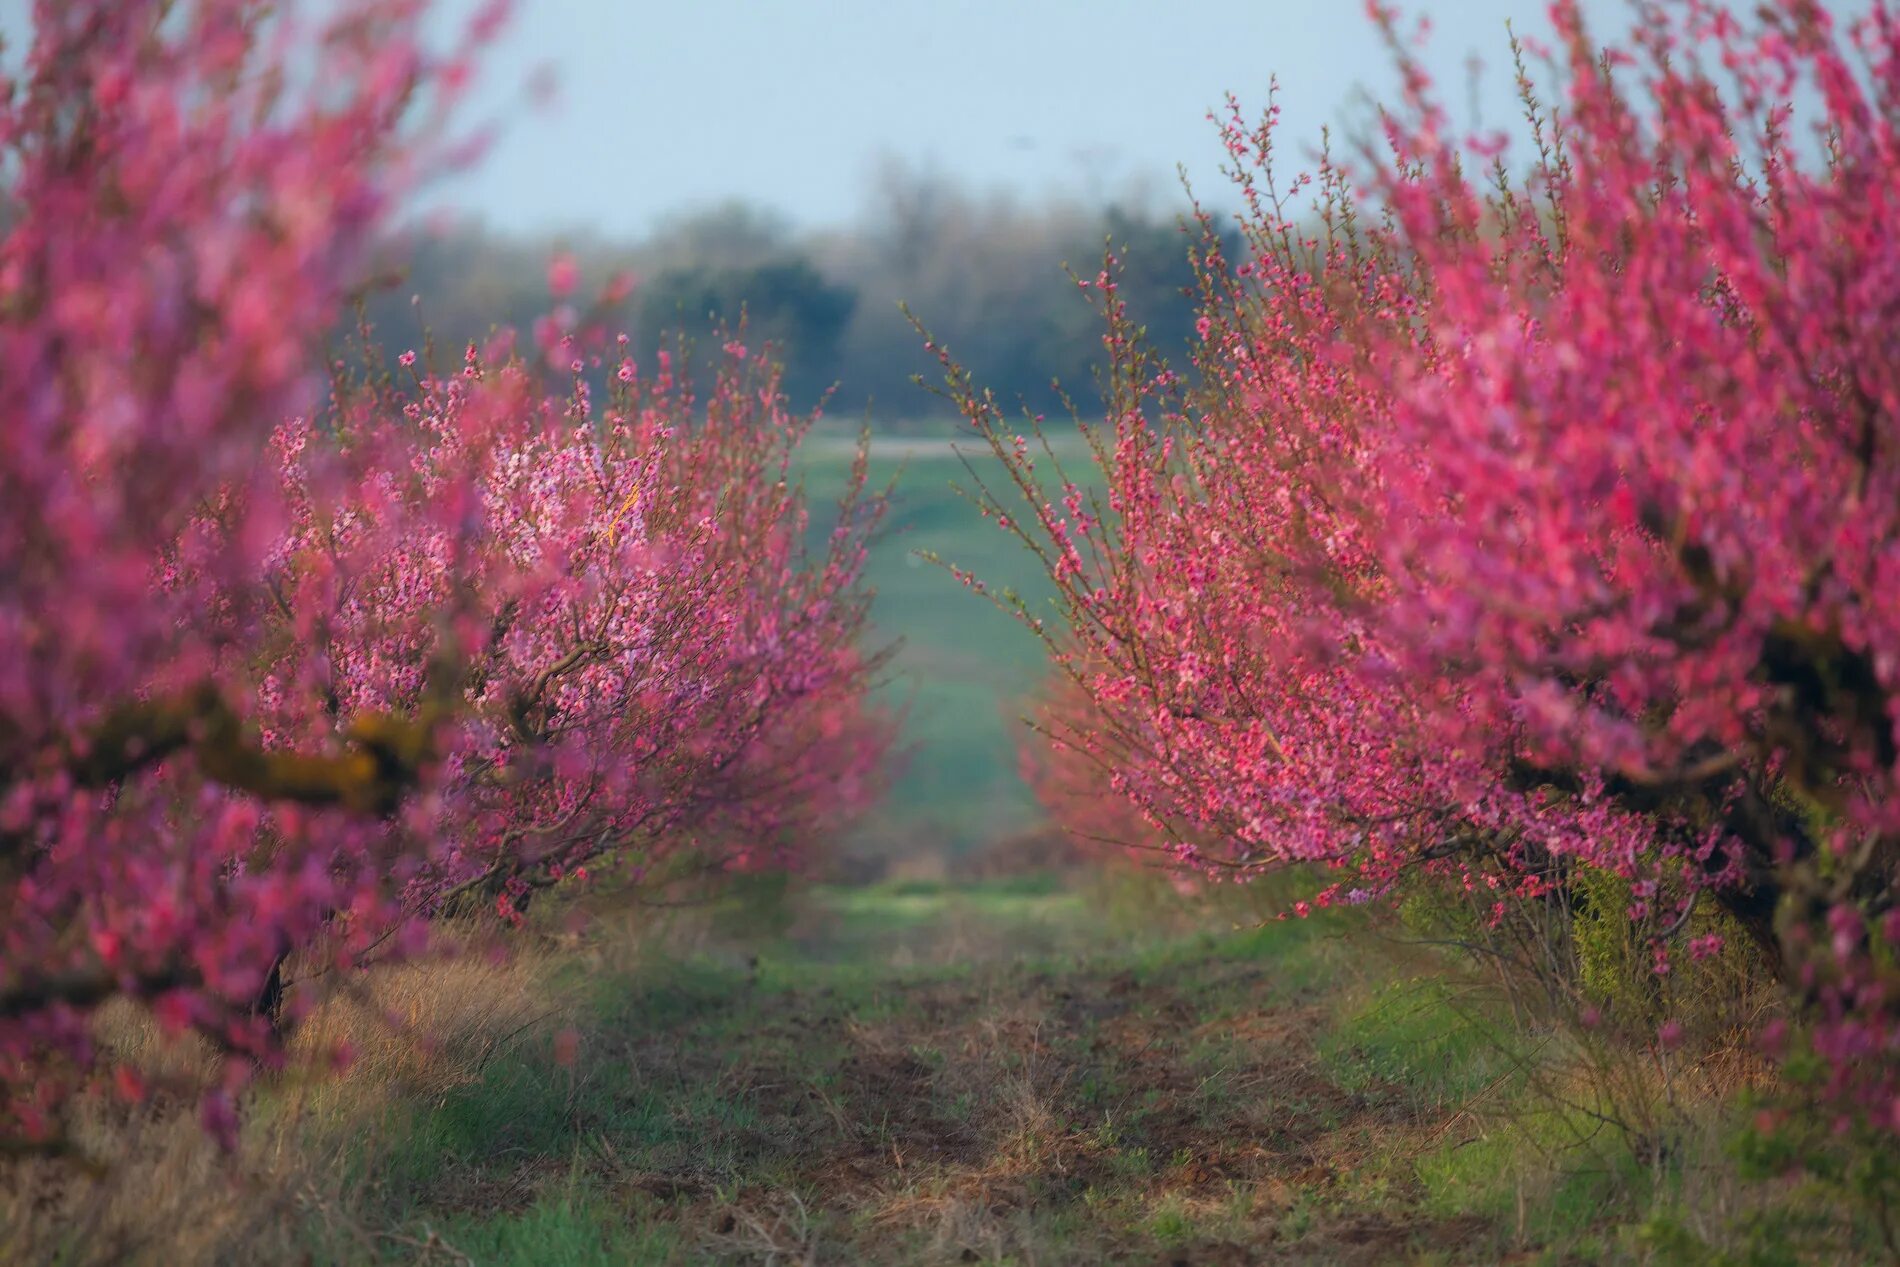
(1017, 671, 1170, 870)
(955, 0, 1900, 1118)
(270, 336, 889, 920)
(0, 0, 473, 1145)
(0, 0, 886, 1147)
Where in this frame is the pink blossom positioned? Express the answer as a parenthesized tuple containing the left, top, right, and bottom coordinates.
(0, 0, 889, 1149)
(547, 252, 579, 298)
(957, 0, 1900, 1125)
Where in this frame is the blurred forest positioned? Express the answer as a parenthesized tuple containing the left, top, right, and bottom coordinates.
(361, 163, 1226, 427)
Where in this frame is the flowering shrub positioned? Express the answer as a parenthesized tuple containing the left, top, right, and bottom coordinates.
(0, 0, 887, 1149)
(0, 0, 483, 1147)
(1018, 669, 1172, 871)
(270, 333, 890, 923)
(953, 0, 1900, 1121)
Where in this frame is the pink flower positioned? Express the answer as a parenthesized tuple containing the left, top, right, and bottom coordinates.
(547, 253, 579, 298)
(952, 0, 1900, 1130)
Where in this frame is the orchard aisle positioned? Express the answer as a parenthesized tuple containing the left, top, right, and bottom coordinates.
(14, 870, 1823, 1263)
(364, 878, 1517, 1265)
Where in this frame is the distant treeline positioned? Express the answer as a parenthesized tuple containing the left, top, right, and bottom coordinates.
(360, 168, 1230, 429)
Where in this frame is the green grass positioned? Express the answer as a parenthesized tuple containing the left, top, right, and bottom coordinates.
(326, 878, 1788, 1262)
(796, 438, 1088, 857)
(1320, 975, 1526, 1108)
(14, 874, 1879, 1264)
(435, 1187, 681, 1266)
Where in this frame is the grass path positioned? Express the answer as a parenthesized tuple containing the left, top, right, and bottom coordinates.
(25, 875, 1834, 1264)
(353, 879, 1554, 1265)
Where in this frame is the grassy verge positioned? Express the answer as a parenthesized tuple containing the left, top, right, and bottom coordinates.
(3, 873, 1878, 1264)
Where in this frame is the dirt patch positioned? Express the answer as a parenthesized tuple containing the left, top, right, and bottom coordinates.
(481, 939, 1503, 1263)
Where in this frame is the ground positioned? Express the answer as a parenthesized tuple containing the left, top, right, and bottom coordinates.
(14, 869, 1865, 1265)
(338, 876, 1527, 1265)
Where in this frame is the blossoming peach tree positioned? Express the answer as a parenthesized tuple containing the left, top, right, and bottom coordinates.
(954, 0, 1900, 1123)
(0, 0, 887, 1149)
(277, 327, 890, 928)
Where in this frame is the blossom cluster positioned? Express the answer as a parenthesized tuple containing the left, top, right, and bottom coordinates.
(269, 334, 890, 923)
(0, 0, 886, 1147)
(959, 0, 1900, 1120)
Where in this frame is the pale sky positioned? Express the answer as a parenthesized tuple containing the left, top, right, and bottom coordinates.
(430, 0, 1646, 237)
(0, 1, 1867, 238)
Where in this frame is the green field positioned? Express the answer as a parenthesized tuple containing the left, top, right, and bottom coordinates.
(796, 432, 1083, 861)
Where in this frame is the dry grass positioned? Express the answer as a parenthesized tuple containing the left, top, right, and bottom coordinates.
(284, 929, 564, 1120)
(1, 925, 567, 1266)
(0, 876, 1878, 1265)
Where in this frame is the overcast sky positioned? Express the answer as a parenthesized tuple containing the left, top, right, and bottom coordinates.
(429, 0, 1654, 238)
(0, 1, 1865, 238)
